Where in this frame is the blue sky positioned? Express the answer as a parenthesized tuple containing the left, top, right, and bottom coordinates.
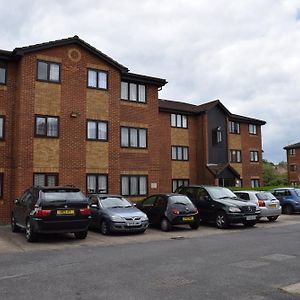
(1, 0, 300, 163)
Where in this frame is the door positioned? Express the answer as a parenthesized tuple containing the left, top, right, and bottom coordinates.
(152, 196, 167, 224)
(89, 195, 101, 227)
(196, 188, 215, 221)
(140, 196, 158, 224)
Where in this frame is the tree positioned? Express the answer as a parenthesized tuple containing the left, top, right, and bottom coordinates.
(263, 160, 288, 187)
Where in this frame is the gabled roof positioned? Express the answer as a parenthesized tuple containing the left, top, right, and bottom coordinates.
(284, 142, 300, 150)
(229, 114, 266, 125)
(206, 163, 240, 178)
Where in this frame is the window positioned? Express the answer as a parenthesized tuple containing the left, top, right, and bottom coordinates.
(250, 151, 259, 162)
(289, 149, 296, 155)
(229, 121, 240, 134)
(230, 150, 242, 163)
(37, 60, 60, 83)
(171, 146, 189, 161)
(291, 182, 298, 187)
(0, 116, 4, 140)
(35, 115, 59, 137)
(87, 69, 108, 89)
(121, 127, 147, 148)
(34, 173, 58, 187)
(213, 126, 223, 144)
(171, 114, 188, 128)
(0, 173, 3, 198)
(251, 179, 260, 188)
(249, 124, 257, 135)
(121, 175, 147, 196)
(172, 179, 189, 193)
(290, 164, 297, 172)
(121, 81, 146, 103)
(87, 174, 108, 194)
(87, 120, 108, 141)
(0, 64, 7, 84)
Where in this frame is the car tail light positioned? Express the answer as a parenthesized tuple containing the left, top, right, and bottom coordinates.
(192, 207, 198, 214)
(35, 208, 51, 217)
(172, 208, 180, 215)
(80, 207, 91, 215)
(258, 200, 265, 207)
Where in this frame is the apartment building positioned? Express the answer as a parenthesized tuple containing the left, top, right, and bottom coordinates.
(0, 36, 265, 223)
(284, 142, 300, 186)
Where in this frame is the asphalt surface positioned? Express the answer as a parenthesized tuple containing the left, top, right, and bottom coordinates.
(0, 215, 300, 299)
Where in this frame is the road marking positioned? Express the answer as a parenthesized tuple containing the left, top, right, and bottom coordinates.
(231, 260, 269, 269)
(0, 273, 27, 281)
(261, 254, 296, 261)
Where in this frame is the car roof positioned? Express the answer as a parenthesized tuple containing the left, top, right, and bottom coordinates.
(88, 194, 123, 198)
(234, 190, 262, 194)
(271, 187, 295, 191)
(37, 186, 81, 191)
(145, 193, 182, 198)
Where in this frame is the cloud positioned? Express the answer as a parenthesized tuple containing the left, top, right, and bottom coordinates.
(1, 0, 300, 162)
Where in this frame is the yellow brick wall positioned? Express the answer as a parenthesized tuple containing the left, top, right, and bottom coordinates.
(33, 139, 60, 169)
(86, 142, 109, 173)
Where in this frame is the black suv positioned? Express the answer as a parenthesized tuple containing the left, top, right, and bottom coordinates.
(11, 186, 91, 242)
(176, 185, 260, 229)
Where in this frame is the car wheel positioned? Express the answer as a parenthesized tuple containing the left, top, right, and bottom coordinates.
(100, 220, 110, 235)
(215, 211, 229, 229)
(11, 214, 20, 233)
(160, 218, 172, 232)
(189, 222, 199, 230)
(74, 231, 88, 239)
(282, 205, 293, 215)
(243, 221, 256, 227)
(25, 220, 38, 242)
(267, 216, 279, 222)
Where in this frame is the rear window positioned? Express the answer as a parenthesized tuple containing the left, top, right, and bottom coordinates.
(169, 195, 192, 205)
(41, 189, 86, 202)
(295, 189, 300, 197)
(255, 192, 269, 200)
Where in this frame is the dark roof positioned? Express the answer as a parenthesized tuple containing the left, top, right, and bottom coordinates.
(122, 72, 167, 87)
(206, 163, 240, 178)
(284, 142, 300, 150)
(229, 114, 266, 125)
(0, 49, 13, 61)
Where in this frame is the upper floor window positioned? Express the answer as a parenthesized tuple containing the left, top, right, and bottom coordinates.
(250, 150, 259, 162)
(249, 124, 257, 135)
(230, 150, 242, 163)
(289, 149, 296, 155)
(87, 120, 108, 141)
(87, 174, 108, 194)
(0, 64, 7, 84)
(171, 146, 189, 161)
(37, 60, 60, 83)
(171, 114, 188, 128)
(251, 179, 260, 188)
(121, 175, 147, 196)
(0, 173, 3, 198)
(172, 179, 189, 193)
(121, 82, 146, 103)
(35, 115, 59, 138)
(213, 126, 223, 144)
(121, 127, 147, 148)
(87, 69, 108, 90)
(0, 116, 4, 140)
(229, 121, 240, 134)
(290, 164, 297, 172)
(34, 173, 58, 187)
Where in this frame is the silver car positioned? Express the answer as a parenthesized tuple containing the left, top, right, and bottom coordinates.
(234, 191, 281, 221)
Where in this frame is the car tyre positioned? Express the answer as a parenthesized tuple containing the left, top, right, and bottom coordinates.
(100, 220, 110, 235)
(267, 216, 279, 222)
(11, 214, 20, 233)
(74, 231, 88, 239)
(189, 222, 199, 230)
(215, 211, 229, 229)
(243, 221, 256, 227)
(282, 205, 293, 215)
(161, 218, 172, 232)
(25, 220, 38, 242)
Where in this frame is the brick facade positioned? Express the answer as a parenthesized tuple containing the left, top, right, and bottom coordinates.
(284, 143, 300, 185)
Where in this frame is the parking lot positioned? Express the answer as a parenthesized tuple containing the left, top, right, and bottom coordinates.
(1, 214, 300, 254)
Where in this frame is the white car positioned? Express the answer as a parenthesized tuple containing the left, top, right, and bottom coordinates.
(234, 191, 281, 221)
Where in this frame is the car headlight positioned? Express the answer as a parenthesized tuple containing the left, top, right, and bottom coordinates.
(141, 214, 148, 221)
(111, 215, 124, 222)
(228, 207, 241, 213)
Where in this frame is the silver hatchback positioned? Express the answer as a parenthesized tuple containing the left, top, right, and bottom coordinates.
(234, 191, 281, 221)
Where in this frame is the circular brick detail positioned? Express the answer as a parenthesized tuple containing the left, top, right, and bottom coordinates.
(68, 49, 81, 62)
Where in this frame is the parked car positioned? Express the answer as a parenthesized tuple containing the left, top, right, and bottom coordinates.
(234, 191, 281, 221)
(11, 186, 91, 242)
(176, 185, 260, 229)
(137, 193, 199, 231)
(88, 194, 149, 235)
(270, 188, 300, 214)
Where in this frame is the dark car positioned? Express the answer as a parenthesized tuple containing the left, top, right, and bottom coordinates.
(270, 188, 300, 214)
(137, 193, 199, 231)
(11, 186, 91, 242)
(176, 185, 260, 229)
(88, 194, 149, 235)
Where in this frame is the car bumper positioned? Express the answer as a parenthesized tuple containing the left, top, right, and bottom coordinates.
(110, 221, 149, 232)
(259, 207, 282, 217)
(292, 203, 300, 212)
(171, 214, 199, 226)
(227, 213, 260, 224)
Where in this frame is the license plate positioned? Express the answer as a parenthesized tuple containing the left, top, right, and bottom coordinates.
(183, 216, 194, 221)
(246, 215, 256, 220)
(127, 222, 141, 226)
(57, 209, 75, 215)
(269, 204, 277, 208)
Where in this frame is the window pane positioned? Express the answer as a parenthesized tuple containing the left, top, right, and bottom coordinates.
(130, 177, 138, 195)
(121, 177, 129, 195)
(182, 116, 187, 128)
(172, 180, 177, 193)
(138, 85, 146, 102)
(0, 118, 3, 138)
(98, 175, 107, 193)
(37, 62, 48, 80)
(183, 147, 188, 160)
(87, 121, 97, 139)
(139, 177, 147, 195)
(172, 146, 177, 160)
(177, 114, 182, 127)
(98, 122, 107, 140)
(36, 117, 46, 135)
(98, 72, 107, 89)
(129, 83, 137, 101)
(47, 117, 58, 137)
(47, 175, 57, 187)
(0, 67, 6, 84)
(49, 64, 60, 81)
(88, 70, 97, 87)
(121, 82, 128, 99)
(130, 128, 138, 147)
(171, 114, 176, 127)
(121, 127, 129, 147)
(87, 175, 96, 193)
(177, 147, 183, 160)
(34, 174, 45, 186)
(139, 129, 147, 148)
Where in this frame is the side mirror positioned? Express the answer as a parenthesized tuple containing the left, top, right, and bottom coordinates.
(132, 203, 137, 207)
(14, 199, 20, 205)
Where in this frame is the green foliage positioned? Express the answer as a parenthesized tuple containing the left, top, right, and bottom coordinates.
(263, 160, 288, 187)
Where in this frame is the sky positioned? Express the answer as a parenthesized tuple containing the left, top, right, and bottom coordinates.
(1, 0, 300, 163)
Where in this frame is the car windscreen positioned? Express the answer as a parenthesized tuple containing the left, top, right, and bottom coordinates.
(100, 197, 132, 208)
(205, 187, 238, 199)
(295, 189, 300, 197)
(169, 195, 192, 205)
(258, 192, 276, 200)
(41, 189, 86, 202)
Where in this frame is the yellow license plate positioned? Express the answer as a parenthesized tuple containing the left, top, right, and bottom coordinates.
(57, 209, 75, 215)
(183, 216, 194, 221)
(269, 204, 276, 208)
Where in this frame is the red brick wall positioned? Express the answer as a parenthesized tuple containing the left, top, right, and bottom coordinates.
(286, 149, 300, 184)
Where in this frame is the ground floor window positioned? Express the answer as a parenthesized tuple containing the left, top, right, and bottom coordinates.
(0, 173, 3, 198)
(251, 179, 260, 188)
(121, 175, 147, 196)
(86, 174, 108, 194)
(172, 179, 189, 192)
(34, 173, 58, 187)
(291, 181, 298, 187)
